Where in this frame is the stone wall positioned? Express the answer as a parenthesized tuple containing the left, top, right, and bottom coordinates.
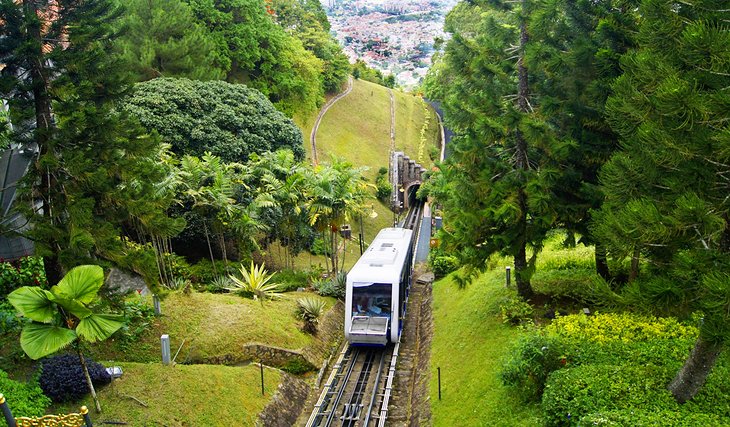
(196, 344, 314, 371)
(257, 373, 311, 427)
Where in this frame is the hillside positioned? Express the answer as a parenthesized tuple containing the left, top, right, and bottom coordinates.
(288, 79, 441, 270)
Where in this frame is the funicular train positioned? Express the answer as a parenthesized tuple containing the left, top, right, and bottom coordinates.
(344, 227, 415, 346)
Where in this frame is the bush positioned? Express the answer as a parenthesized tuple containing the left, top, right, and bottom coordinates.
(0, 256, 46, 297)
(375, 168, 392, 202)
(310, 237, 331, 256)
(189, 259, 231, 286)
(501, 313, 698, 403)
(531, 268, 597, 301)
(275, 269, 314, 292)
(281, 358, 316, 375)
(500, 333, 565, 402)
(580, 410, 730, 426)
(315, 271, 346, 300)
(428, 249, 458, 277)
(0, 369, 50, 417)
(499, 292, 534, 325)
(542, 364, 676, 427)
(39, 354, 111, 402)
(0, 300, 23, 334)
(296, 297, 327, 334)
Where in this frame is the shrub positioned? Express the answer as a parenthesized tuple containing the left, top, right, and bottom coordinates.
(375, 168, 392, 202)
(310, 237, 331, 256)
(500, 333, 565, 402)
(499, 293, 534, 325)
(281, 358, 316, 375)
(0, 300, 23, 334)
(296, 297, 327, 334)
(189, 259, 231, 286)
(275, 269, 314, 292)
(315, 271, 346, 300)
(226, 261, 281, 303)
(501, 313, 698, 404)
(115, 296, 156, 345)
(428, 249, 458, 277)
(0, 369, 50, 417)
(542, 364, 676, 427)
(579, 410, 730, 426)
(0, 256, 46, 297)
(39, 354, 111, 402)
(531, 268, 597, 301)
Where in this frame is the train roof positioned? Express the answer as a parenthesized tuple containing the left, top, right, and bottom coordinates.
(347, 227, 414, 284)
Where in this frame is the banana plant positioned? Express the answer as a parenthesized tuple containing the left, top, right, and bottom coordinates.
(8, 265, 124, 413)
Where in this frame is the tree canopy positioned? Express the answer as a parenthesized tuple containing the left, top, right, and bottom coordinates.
(122, 78, 305, 163)
(117, 0, 226, 81)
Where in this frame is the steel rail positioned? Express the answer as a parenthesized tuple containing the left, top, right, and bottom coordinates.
(362, 348, 387, 426)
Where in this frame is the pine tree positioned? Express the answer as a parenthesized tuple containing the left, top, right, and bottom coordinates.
(0, 0, 173, 284)
(423, 0, 568, 299)
(527, 0, 640, 280)
(595, 0, 730, 402)
(118, 0, 226, 81)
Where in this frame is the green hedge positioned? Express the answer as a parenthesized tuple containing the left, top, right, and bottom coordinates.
(543, 364, 677, 426)
(580, 410, 730, 426)
(0, 369, 50, 418)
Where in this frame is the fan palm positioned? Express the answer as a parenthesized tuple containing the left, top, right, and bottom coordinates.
(8, 265, 124, 413)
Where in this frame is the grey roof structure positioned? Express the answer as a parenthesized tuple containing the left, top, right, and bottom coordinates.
(0, 145, 36, 260)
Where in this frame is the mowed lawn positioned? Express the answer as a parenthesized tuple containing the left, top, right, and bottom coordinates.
(54, 362, 279, 427)
(430, 269, 542, 426)
(89, 291, 333, 364)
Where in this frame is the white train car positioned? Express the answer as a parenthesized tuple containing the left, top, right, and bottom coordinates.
(345, 227, 414, 346)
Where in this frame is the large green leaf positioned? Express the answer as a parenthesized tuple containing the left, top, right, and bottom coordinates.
(76, 314, 125, 342)
(48, 295, 93, 320)
(52, 265, 104, 305)
(20, 323, 77, 360)
(8, 287, 57, 323)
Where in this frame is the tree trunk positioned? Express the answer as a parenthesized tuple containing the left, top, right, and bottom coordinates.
(77, 349, 102, 413)
(23, 0, 62, 287)
(203, 221, 217, 275)
(629, 247, 640, 282)
(512, 1, 534, 301)
(594, 241, 611, 281)
(514, 242, 533, 300)
(668, 337, 723, 403)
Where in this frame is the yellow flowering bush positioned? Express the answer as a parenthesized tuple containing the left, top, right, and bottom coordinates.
(545, 312, 697, 344)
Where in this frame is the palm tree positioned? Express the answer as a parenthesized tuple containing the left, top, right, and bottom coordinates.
(304, 158, 373, 274)
(8, 265, 125, 413)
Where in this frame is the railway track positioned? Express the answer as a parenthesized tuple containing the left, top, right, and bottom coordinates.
(307, 201, 424, 427)
(306, 345, 393, 427)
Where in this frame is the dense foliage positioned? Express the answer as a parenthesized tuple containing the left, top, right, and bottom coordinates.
(0, 256, 46, 297)
(39, 354, 111, 402)
(123, 78, 304, 163)
(0, 369, 50, 417)
(117, 0, 226, 81)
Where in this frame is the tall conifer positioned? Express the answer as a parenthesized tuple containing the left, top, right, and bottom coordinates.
(0, 0, 173, 284)
(595, 0, 730, 402)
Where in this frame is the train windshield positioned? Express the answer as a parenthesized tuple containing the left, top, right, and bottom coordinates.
(352, 282, 392, 318)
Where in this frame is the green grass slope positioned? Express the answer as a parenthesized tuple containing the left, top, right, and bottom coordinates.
(54, 362, 279, 426)
(430, 269, 542, 426)
(90, 291, 333, 364)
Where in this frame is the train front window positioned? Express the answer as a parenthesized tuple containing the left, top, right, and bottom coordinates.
(352, 282, 391, 318)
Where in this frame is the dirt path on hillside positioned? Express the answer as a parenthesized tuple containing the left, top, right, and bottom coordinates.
(310, 76, 354, 165)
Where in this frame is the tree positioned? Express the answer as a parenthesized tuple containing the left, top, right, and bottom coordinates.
(0, 0, 173, 285)
(422, 0, 567, 299)
(183, 0, 324, 115)
(304, 158, 372, 274)
(8, 265, 125, 413)
(527, 0, 640, 280)
(594, 0, 730, 402)
(122, 78, 305, 163)
(117, 0, 226, 81)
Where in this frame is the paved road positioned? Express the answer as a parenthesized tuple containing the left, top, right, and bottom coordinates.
(310, 76, 354, 165)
